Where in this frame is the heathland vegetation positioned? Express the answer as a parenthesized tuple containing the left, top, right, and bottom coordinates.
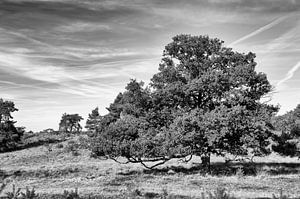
(0, 35, 300, 199)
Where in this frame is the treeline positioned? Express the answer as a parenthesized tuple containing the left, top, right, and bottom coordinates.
(1, 34, 299, 168)
(0, 104, 82, 153)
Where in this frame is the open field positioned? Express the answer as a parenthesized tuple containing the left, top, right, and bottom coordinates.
(1, 138, 300, 199)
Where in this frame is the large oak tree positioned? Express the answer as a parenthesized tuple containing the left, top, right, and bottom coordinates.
(91, 35, 278, 169)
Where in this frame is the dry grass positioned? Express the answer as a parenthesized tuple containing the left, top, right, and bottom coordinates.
(0, 139, 300, 199)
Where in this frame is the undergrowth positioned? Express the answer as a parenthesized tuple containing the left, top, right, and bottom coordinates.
(0, 183, 297, 199)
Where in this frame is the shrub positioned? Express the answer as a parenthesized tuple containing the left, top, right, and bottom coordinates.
(235, 166, 245, 178)
(272, 190, 289, 199)
(20, 131, 66, 151)
(56, 143, 64, 149)
(64, 141, 80, 156)
(201, 188, 236, 199)
(5, 185, 21, 199)
(0, 182, 6, 195)
(20, 187, 39, 199)
(62, 188, 80, 199)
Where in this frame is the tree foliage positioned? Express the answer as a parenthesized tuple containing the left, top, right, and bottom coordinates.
(272, 104, 300, 157)
(85, 107, 103, 135)
(0, 98, 23, 152)
(59, 113, 83, 134)
(91, 35, 278, 168)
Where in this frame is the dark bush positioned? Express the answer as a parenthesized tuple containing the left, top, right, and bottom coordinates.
(56, 143, 64, 149)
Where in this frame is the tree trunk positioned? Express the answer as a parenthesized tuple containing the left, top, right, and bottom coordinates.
(201, 153, 211, 173)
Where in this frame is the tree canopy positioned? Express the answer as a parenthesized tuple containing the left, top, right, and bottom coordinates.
(59, 113, 83, 134)
(0, 99, 23, 152)
(90, 35, 278, 169)
(85, 107, 103, 136)
(272, 104, 300, 157)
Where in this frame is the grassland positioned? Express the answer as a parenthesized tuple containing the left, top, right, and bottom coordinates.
(1, 137, 300, 199)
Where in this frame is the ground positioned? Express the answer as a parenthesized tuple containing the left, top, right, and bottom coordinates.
(0, 139, 300, 198)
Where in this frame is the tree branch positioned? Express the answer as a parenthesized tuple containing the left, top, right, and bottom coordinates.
(179, 155, 193, 163)
(138, 159, 170, 169)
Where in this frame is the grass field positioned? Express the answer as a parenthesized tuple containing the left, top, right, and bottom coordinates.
(1, 138, 300, 199)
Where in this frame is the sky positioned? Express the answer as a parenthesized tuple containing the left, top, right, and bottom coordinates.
(0, 0, 299, 132)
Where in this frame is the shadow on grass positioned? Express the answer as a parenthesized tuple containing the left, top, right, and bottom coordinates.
(117, 162, 300, 176)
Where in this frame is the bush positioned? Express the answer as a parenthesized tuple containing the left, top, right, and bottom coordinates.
(272, 190, 289, 199)
(20, 187, 39, 199)
(235, 166, 245, 178)
(64, 141, 80, 156)
(0, 183, 6, 195)
(204, 188, 236, 199)
(5, 185, 21, 199)
(56, 143, 64, 149)
(21, 132, 66, 150)
(62, 188, 80, 199)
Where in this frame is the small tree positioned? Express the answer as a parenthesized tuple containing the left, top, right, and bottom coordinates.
(59, 113, 83, 134)
(85, 107, 103, 135)
(272, 104, 300, 157)
(0, 99, 23, 152)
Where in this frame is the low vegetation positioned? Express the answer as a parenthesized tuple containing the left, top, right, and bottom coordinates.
(0, 183, 297, 199)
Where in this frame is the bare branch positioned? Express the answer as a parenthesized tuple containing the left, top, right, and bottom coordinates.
(179, 155, 193, 163)
(139, 159, 170, 169)
(110, 157, 130, 164)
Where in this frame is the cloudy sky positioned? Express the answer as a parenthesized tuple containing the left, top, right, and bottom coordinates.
(0, 0, 299, 131)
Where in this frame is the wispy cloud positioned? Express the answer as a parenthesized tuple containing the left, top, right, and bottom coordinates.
(276, 61, 300, 88)
(240, 13, 300, 55)
(229, 14, 291, 46)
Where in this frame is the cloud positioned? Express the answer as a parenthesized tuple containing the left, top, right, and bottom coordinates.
(242, 13, 300, 54)
(276, 61, 300, 88)
(0, 93, 16, 100)
(56, 22, 111, 33)
(229, 14, 292, 46)
(199, 0, 300, 13)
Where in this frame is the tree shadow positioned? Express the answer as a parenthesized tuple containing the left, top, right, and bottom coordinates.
(139, 161, 300, 176)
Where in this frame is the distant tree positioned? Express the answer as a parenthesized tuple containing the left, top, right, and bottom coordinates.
(91, 35, 278, 169)
(0, 99, 23, 152)
(85, 107, 103, 135)
(40, 128, 55, 134)
(26, 130, 34, 135)
(272, 104, 300, 157)
(59, 113, 83, 134)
